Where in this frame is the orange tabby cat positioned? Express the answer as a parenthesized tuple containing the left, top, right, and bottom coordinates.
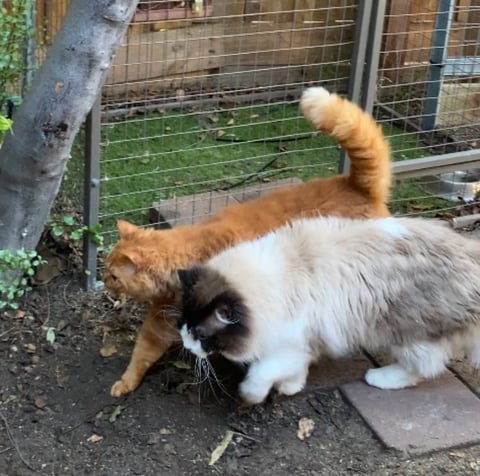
(104, 86, 392, 397)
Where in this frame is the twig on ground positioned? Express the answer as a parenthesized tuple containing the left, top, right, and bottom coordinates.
(0, 327, 14, 339)
(0, 410, 35, 471)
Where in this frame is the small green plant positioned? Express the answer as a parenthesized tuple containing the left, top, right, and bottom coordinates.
(48, 215, 104, 248)
(0, 249, 45, 310)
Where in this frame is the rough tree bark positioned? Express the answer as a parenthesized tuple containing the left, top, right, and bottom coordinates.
(0, 0, 139, 253)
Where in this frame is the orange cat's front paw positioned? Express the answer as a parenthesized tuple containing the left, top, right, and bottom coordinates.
(110, 378, 138, 397)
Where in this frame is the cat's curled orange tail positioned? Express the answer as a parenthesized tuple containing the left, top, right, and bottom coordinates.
(299, 87, 391, 204)
(105, 86, 392, 397)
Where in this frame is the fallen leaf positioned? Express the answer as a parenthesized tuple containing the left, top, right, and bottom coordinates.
(227, 118, 235, 125)
(14, 310, 26, 319)
(208, 430, 234, 466)
(172, 360, 191, 370)
(449, 450, 466, 458)
(407, 202, 434, 212)
(34, 395, 47, 409)
(109, 405, 124, 423)
(250, 114, 259, 119)
(87, 434, 104, 443)
(100, 343, 118, 358)
(216, 129, 225, 138)
(296, 417, 315, 441)
(159, 428, 172, 435)
(25, 343, 36, 353)
(46, 327, 56, 344)
(55, 82, 64, 93)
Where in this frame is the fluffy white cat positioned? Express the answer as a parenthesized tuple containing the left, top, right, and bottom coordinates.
(175, 216, 480, 404)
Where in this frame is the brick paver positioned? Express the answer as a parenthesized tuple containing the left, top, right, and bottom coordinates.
(149, 191, 240, 227)
(149, 178, 303, 228)
(229, 177, 303, 203)
(341, 371, 480, 455)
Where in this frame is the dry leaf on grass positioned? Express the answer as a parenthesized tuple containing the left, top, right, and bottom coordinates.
(296, 417, 315, 441)
(87, 434, 104, 443)
(208, 430, 234, 466)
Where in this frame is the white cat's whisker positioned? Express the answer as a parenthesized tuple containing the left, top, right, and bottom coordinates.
(205, 359, 239, 402)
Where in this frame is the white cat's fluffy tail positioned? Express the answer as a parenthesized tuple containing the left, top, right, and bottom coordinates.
(299, 86, 391, 204)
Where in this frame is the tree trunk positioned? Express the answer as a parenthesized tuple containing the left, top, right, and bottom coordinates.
(0, 0, 139, 252)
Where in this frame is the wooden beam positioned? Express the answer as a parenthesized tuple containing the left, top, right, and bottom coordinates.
(382, 0, 413, 81)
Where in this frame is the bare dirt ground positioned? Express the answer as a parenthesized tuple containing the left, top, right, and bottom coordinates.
(1, 261, 480, 475)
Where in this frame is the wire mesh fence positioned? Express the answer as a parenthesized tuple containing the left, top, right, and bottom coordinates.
(95, 0, 360, 247)
(376, 0, 480, 217)
(25, 0, 480, 281)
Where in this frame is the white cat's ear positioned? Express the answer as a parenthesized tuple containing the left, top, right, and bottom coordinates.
(215, 308, 232, 325)
(177, 266, 203, 290)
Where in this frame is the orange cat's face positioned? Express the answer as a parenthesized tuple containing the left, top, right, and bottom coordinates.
(103, 220, 179, 302)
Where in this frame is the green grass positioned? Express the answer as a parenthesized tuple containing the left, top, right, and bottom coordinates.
(64, 102, 451, 244)
(98, 102, 340, 233)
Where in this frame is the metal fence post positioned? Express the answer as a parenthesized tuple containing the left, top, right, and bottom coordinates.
(360, 0, 387, 114)
(83, 96, 102, 290)
(339, 0, 387, 174)
(422, 0, 454, 130)
(339, 1, 373, 174)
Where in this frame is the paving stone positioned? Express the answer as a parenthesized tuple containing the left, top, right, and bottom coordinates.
(341, 371, 480, 455)
(149, 178, 304, 228)
(306, 354, 372, 391)
(149, 191, 239, 228)
(229, 177, 303, 203)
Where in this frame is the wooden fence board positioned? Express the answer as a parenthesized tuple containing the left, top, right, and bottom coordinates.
(106, 24, 224, 85)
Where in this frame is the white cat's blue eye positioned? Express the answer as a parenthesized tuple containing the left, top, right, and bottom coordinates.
(215, 310, 231, 325)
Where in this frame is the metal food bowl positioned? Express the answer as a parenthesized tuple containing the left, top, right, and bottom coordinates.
(423, 170, 480, 202)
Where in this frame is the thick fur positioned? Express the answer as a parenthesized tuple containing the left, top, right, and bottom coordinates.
(104, 86, 392, 397)
(177, 216, 480, 404)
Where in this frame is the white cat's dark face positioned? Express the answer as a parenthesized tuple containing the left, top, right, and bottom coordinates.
(176, 266, 250, 360)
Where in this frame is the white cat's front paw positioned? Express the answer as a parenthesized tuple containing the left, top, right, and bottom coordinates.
(276, 377, 306, 396)
(365, 364, 420, 390)
(239, 379, 271, 405)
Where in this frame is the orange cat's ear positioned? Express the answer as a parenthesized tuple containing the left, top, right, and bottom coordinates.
(120, 249, 145, 269)
(117, 220, 139, 238)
